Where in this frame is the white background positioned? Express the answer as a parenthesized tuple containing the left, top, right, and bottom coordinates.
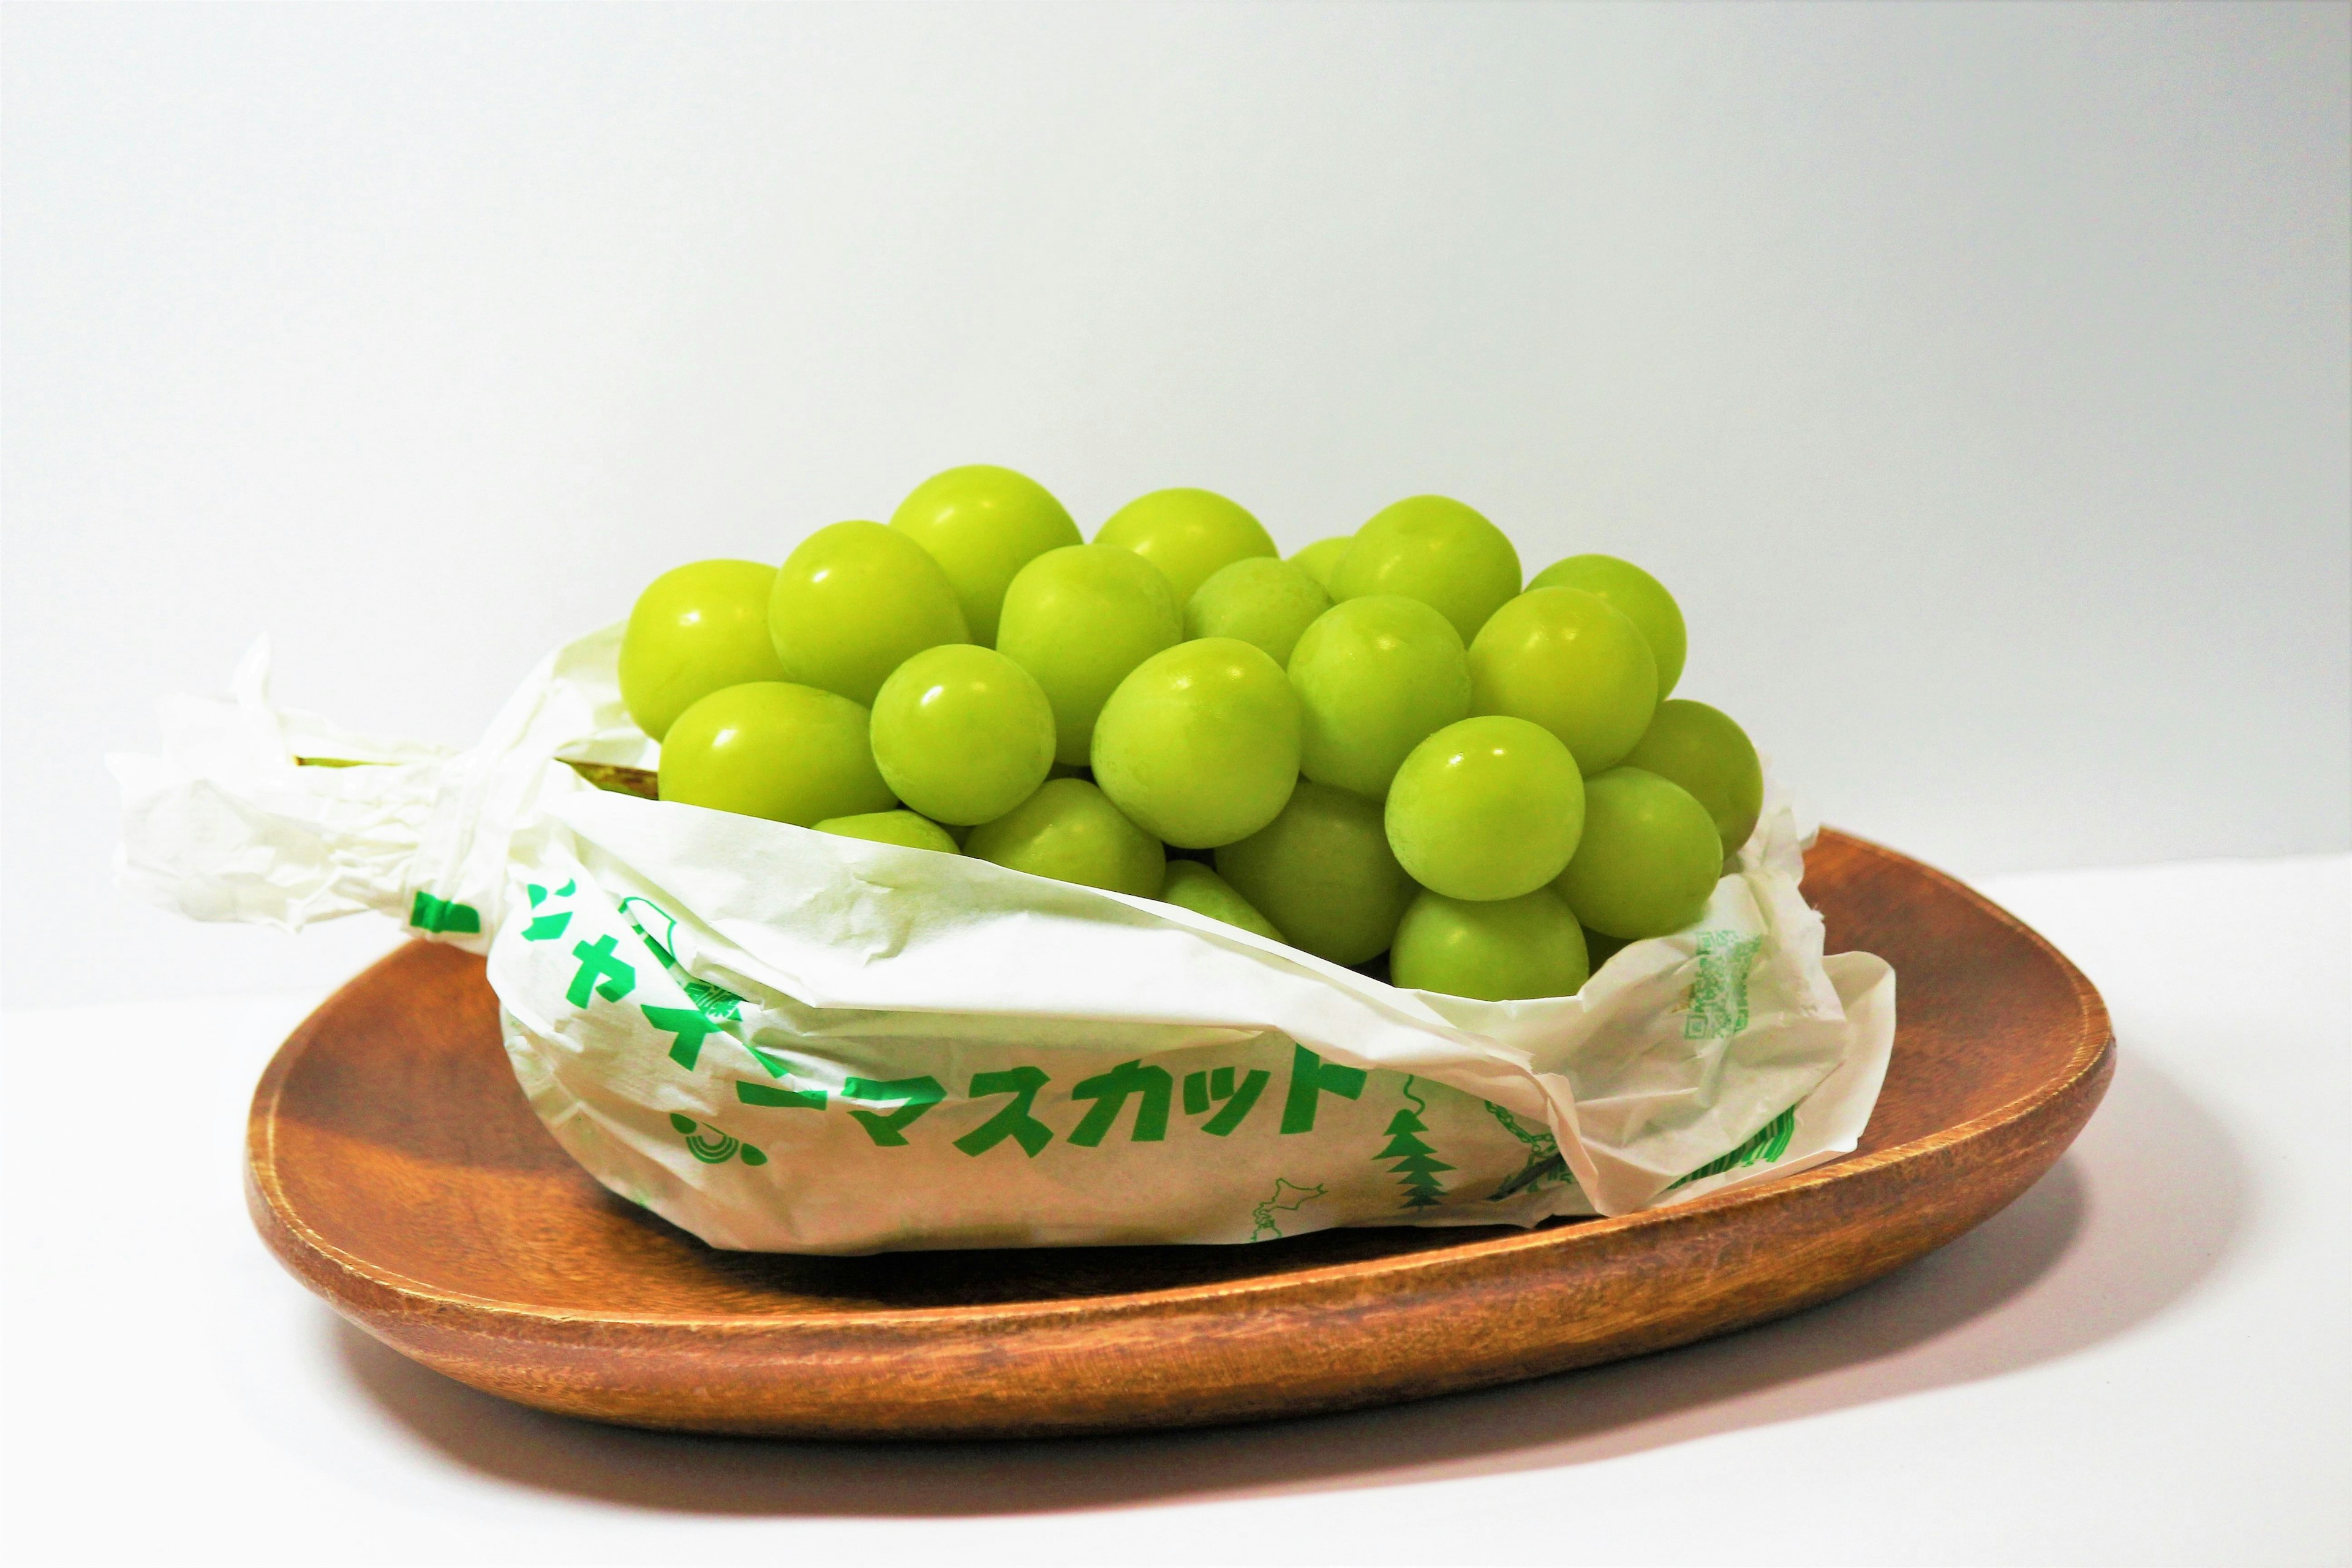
(3, 2, 2346, 1004)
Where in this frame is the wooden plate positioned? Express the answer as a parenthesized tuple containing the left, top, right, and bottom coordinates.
(246, 829, 2111, 1439)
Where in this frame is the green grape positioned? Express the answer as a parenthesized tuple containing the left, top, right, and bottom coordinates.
(1287, 595, 1471, 798)
(1529, 554, 1687, 697)
(1095, 488, 1277, 604)
(813, 810, 961, 854)
(868, 644, 1057, 826)
(996, 544, 1183, 764)
(1330, 496, 1521, 644)
(1551, 767, 1724, 938)
(1091, 638, 1301, 848)
(657, 682, 895, 826)
(1390, 888, 1590, 1001)
(1184, 557, 1332, 668)
(964, 777, 1165, 897)
(1620, 699, 1763, 855)
(1469, 587, 1658, 774)
(1385, 715, 1585, 901)
(1290, 535, 1352, 592)
(1216, 780, 1414, 964)
(617, 560, 790, 742)
(888, 464, 1082, 646)
(768, 521, 970, 706)
(1158, 860, 1285, 942)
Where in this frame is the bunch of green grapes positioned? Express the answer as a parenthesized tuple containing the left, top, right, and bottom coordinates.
(620, 469, 1767, 1003)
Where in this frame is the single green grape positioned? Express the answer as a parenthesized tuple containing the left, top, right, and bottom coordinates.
(657, 682, 896, 826)
(617, 559, 790, 742)
(1184, 556, 1332, 668)
(1330, 496, 1521, 643)
(767, 521, 970, 706)
(964, 776, 1165, 897)
(888, 464, 1082, 646)
(1216, 780, 1414, 964)
(1469, 587, 1658, 774)
(1551, 767, 1724, 938)
(1287, 595, 1471, 798)
(1091, 638, 1301, 848)
(1095, 488, 1277, 604)
(1529, 553, 1687, 697)
(996, 544, 1183, 764)
(1289, 535, 1353, 592)
(813, 810, 962, 854)
(1390, 888, 1590, 1001)
(1157, 859, 1285, 942)
(1619, 699, 1763, 855)
(868, 644, 1057, 825)
(1385, 715, 1585, 901)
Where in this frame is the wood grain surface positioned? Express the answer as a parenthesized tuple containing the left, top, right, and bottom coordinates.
(245, 828, 2113, 1439)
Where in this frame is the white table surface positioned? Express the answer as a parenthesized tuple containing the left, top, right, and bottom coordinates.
(4, 854, 2346, 1567)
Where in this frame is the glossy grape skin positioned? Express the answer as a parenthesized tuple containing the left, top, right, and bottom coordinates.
(996, 545, 1183, 764)
(657, 682, 895, 826)
(1469, 587, 1659, 774)
(1385, 715, 1585, 901)
(1216, 780, 1414, 965)
(1091, 638, 1302, 848)
(1390, 888, 1590, 1001)
(1290, 535, 1352, 592)
(1330, 496, 1521, 644)
(1184, 557, 1332, 668)
(814, 810, 962, 854)
(1620, 699, 1763, 855)
(767, 521, 969, 706)
(1095, 488, 1277, 605)
(964, 777, 1166, 897)
(1529, 554, 1687, 697)
(888, 465, 1082, 646)
(1158, 859, 1285, 942)
(867, 644, 1057, 826)
(1551, 767, 1724, 938)
(1287, 595, 1471, 799)
(618, 560, 790, 742)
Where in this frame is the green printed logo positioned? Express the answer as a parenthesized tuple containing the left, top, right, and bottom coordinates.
(667, 1112, 767, 1167)
(619, 897, 750, 1022)
(408, 890, 481, 935)
(718, 1042, 1376, 1159)
(840, 1076, 945, 1146)
(1068, 1060, 1172, 1146)
(1180, 1064, 1272, 1137)
(1684, 930, 1763, 1040)
(1672, 1102, 1798, 1188)
(955, 1068, 1055, 1158)
(1280, 1045, 1366, 1133)
(735, 1044, 827, 1110)
(1250, 1178, 1326, 1240)
(521, 880, 576, 940)
(1483, 1099, 1573, 1201)
(566, 934, 636, 1006)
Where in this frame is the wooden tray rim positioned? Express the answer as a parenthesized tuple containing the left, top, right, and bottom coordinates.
(247, 827, 2114, 1332)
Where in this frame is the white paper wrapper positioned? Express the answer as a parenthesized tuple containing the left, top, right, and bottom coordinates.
(113, 627, 1896, 1254)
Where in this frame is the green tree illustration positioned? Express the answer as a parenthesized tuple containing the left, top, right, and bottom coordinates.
(1377, 1080, 1453, 1210)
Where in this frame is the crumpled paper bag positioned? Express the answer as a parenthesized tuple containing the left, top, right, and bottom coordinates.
(113, 625, 1895, 1254)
